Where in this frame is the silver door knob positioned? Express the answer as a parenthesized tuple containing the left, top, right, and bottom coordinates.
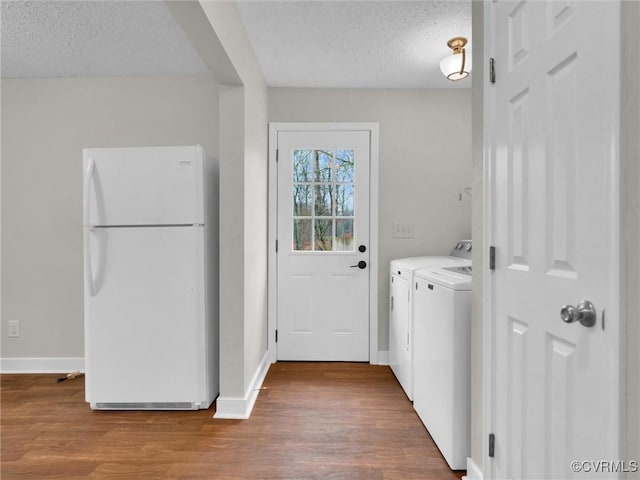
(560, 305, 577, 323)
(560, 300, 596, 328)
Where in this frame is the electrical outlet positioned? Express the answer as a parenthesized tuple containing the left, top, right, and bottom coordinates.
(8, 320, 19, 338)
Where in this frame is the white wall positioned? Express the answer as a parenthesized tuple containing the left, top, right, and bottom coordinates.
(198, 1, 269, 406)
(1, 75, 219, 363)
(269, 88, 472, 353)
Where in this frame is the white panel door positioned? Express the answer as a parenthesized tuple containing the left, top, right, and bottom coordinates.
(84, 226, 207, 405)
(83, 146, 204, 226)
(489, 1, 621, 478)
(276, 130, 370, 361)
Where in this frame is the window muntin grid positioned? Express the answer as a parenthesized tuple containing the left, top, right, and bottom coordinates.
(292, 149, 355, 252)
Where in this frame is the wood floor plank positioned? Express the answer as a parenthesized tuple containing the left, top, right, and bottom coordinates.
(1, 363, 464, 479)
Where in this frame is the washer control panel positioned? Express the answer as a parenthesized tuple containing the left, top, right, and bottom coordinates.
(449, 240, 472, 259)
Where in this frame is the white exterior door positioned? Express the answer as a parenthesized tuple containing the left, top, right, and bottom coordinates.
(276, 129, 371, 361)
(488, 1, 622, 478)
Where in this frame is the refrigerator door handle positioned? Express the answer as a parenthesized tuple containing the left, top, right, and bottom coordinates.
(84, 228, 96, 297)
(84, 157, 95, 227)
(84, 157, 97, 297)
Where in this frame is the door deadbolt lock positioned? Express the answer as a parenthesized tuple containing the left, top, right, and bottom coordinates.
(560, 300, 596, 328)
(350, 260, 367, 269)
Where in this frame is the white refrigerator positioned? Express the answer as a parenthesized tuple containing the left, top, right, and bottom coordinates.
(83, 145, 218, 410)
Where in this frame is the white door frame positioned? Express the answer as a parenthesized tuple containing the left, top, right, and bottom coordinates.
(480, 2, 496, 479)
(268, 122, 380, 365)
(481, 1, 497, 476)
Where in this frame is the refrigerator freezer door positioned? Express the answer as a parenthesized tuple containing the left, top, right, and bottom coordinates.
(83, 146, 204, 226)
(84, 225, 211, 409)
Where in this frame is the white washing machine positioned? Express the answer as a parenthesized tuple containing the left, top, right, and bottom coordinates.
(412, 264, 472, 470)
(388, 240, 471, 401)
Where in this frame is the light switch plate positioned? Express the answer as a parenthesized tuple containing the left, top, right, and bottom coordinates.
(392, 223, 415, 238)
(8, 320, 19, 338)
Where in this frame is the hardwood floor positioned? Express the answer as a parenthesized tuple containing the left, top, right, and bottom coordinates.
(1, 362, 465, 479)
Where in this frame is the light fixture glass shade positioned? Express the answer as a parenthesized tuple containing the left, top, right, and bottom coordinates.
(440, 51, 472, 81)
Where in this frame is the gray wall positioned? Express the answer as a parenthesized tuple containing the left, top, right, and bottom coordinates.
(269, 88, 472, 353)
(1, 75, 219, 359)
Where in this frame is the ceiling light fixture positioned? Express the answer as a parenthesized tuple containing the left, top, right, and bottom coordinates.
(440, 37, 472, 81)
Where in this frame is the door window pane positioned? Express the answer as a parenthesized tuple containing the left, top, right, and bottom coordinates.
(314, 150, 333, 182)
(293, 219, 312, 251)
(314, 219, 333, 251)
(293, 184, 312, 216)
(314, 184, 333, 216)
(293, 150, 313, 182)
(335, 150, 354, 182)
(335, 184, 354, 216)
(335, 219, 354, 251)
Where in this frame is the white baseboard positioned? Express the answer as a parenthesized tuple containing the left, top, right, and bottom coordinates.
(1, 357, 84, 374)
(214, 350, 271, 420)
(376, 350, 389, 365)
(462, 457, 484, 480)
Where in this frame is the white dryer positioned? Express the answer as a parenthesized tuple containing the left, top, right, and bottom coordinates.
(388, 240, 471, 401)
(412, 264, 472, 470)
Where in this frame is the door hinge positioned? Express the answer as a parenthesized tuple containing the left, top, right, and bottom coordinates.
(275, 329, 278, 343)
(415, 282, 418, 290)
(490, 58, 496, 84)
(489, 433, 495, 458)
(489, 245, 496, 270)
(276, 149, 279, 162)
(276, 239, 278, 253)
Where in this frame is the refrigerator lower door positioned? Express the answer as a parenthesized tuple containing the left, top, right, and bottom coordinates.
(84, 225, 212, 410)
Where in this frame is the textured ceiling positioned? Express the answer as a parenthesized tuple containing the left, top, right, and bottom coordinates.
(236, 0, 472, 88)
(0, 1, 209, 78)
(1, 0, 472, 88)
